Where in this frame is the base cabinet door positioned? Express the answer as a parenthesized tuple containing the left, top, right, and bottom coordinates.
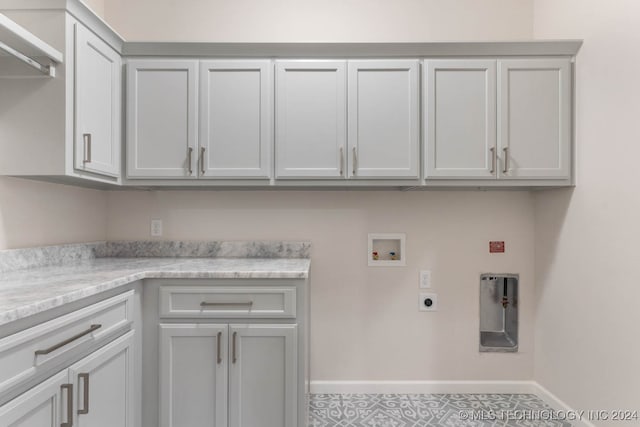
(159, 324, 228, 427)
(68, 331, 135, 427)
(498, 59, 571, 179)
(229, 325, 297, 427)
(0, 370, 69, 427)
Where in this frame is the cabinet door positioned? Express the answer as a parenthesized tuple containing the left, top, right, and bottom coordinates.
(0, 370, 68, 427)
(159, 324, 227, 427)
(74, 24, 121, 178)
(498, 59, 571, 179)
(275, 61, 347, 178)
(199, 61, 272, 178)
(425, 60, 497, 179)
(348, 60, 420, 179)
(127, 60, 197, 178)
(68, 331, 135, 427)
(229, 325, 297, 427)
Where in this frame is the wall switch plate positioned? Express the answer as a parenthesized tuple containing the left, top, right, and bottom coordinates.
(419, 270, 431, 288)
(150, 219, 163, 237)
(419, 293, 438, 312)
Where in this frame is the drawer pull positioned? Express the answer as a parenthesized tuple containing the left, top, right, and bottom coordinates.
(61, 384, 73, 427)
(78, 373, 90, 415)
(34, 324, 102, 356)
(200, 302, 254, 308)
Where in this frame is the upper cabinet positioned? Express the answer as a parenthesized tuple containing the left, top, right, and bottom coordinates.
(0, 5, 123, 186)
(126, 60, 197, 179)
(498, 59, 571, 180)
(199, 61, 272, 179)
(348, 60, 420, 179)
(275, 61, 347, 179)
(75, 24, 121, 178)
(275, 60, 420, 180)
(425, 60, 496, 179)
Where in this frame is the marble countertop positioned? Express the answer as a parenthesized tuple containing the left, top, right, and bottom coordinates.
(0, 257, 311, 326)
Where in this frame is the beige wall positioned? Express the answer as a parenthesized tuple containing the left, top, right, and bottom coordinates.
(107, 190, 536, 380)
(0, 177, 107, 249)
(81, 0, 105, 19)
(533, 0, 640, 420)
(103, 0, 533, 42)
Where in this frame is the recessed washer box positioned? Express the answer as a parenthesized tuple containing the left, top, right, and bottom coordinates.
(368, 233, 406, 266)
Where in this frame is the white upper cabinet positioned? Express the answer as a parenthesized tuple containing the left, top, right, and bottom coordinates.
(425, 60, 497, 179)
(275, 61, 347, 179)
(74, 24, 122, 178)
(347, 60, 420, 179)
(498, 59, 571, 179)
(199, 61, 272, 178)
(127, 60, 198, 178)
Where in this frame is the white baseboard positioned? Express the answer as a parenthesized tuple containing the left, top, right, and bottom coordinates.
(533, 383, 596, 427)
(310, 380, 537, 394)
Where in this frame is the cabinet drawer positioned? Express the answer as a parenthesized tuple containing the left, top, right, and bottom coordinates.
(159, 287, 296, 318)
(0, 291, 133, 395)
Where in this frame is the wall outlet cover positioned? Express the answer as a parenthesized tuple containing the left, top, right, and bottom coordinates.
(419, 292, 438, 312)
(150, 219, 163, 237)
(419, 270, 431, 288)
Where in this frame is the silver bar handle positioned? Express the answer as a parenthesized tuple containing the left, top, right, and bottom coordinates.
(187, 147, 193, 175)
(61, 384, 73, 427)
(339, 147, 344, 176)
(78, 373, 90, 415)
(34, 324, 101, 356)
(200, 147, 206, 175)
(352, 147, 357, 175)
(232, 331, 237, 364)
(502, 147, 509, 174)
(217, 332, 222, 364)
(83, 134, 92, 164)
(200, 301, 253, 308)
(489, 147, 496, 174)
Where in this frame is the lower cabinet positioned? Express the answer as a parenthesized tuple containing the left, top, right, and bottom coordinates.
(0, 331, 135, 427)
(160, 324, 297, 427)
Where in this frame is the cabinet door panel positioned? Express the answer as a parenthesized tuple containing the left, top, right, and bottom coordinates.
(0, 370, 67, 427)
(498, 59, 571, 179)
(69, 331, 135, 427)
(348, 60, 420, 178)
(276, 61, 346, 178)
(159, 324, 227, 427)
(199, 61, 272, 178)
(127, 61, 197, 178)
(425, 60, 496, 179)
(229, 325, 297, 427)
(75, 24, 121, 177)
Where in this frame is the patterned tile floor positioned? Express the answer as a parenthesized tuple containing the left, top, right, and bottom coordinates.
(309, 394, 572, 427)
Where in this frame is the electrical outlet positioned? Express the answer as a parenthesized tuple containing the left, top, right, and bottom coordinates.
(150, 219, 163, 237)
(419, 270, 431, 288)
(419, 293, 438, 312)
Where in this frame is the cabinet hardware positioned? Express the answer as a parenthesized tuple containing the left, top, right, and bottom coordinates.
(78, 373, 90, 415)
(502, 147, 509, 173)
(34, 324, 101, 356)
(82, 133, 92, 164)
(339, 147, 344, 176)
(187, 147, 193, 175)
(352, 147, 357, 175)
(61, 384, 73, 427)
(232, 331, 237, 364)
(217, 332, 222, 364)
(490, 147, 496, 174)
(200, 147, 206, 175)
(200, 301, 254, 308)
